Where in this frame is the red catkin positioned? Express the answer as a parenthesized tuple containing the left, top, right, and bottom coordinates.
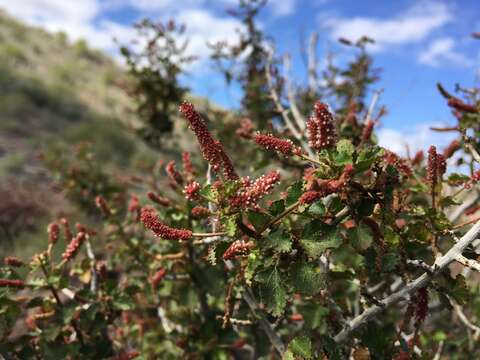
(254, 133, 301, 156)
(147, 192, 171, 207)
(307, 101, 337, 150)
(183, 181, 201, 201)
(47, 222, 60, 245)
(128, 195, 140, 213)
(166, 160, 183, 186)
(151, 267, 167, 289)
(414, 287, 429, 324)
(4, 256, 23, 267)
(60, 218, 72, 243)
(179, 101, 238, 180)
(427, 146, 446, 185)
(223, 240, 253, 260)
(62, 232, 87, 261)
(448, 97, 479, 114)
(411, 150, 424, 166)
(299, 190, 324, 205)
(140, 207, 192, 240)
(182, 151, 194, 178)
(230, 170, 281, 208)
(95, 195, 111, 217)
(0, 279, 25, 288)
(236, 117, 255, 139)
(443, 140, 461, 159)
(191, 206, 211, 218)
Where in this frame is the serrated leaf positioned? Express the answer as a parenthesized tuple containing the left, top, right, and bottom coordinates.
(308, 201, 325, 216)
(263, 229, 292, 253)
(286, 181, 303, 206)
(200, 184, 215, 202)
(335, 139, 355, 165)
(222, 215, 237, 236)
(300, 221, 342, 258)
(245, 250, 261, 286)
(349, 223, 373, 251)
(288, 336, 312, 359)
(247, 210, 272, 232)
(290, 260, 325, 295)
(255, 267, 287, 316)
(356, 146, 383, 172)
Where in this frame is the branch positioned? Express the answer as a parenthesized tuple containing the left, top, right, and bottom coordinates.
(334, 219, 480, 343)
(455, 255, 480, 272)
(265, 49, 303, 141)
(84, 237, 98, 293)
(307, 32, 319, 93)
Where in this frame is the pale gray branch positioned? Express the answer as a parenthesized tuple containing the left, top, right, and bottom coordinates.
(334, 220, 480, 343)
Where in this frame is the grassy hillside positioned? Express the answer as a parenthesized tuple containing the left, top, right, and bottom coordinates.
(0, 11, 241, 255)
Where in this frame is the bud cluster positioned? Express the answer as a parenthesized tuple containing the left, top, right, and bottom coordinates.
(230, 170, 281, 208)
(307, 102, 337, 150)
(62, 232, 87, 261)
(140, 207, 192, 240)
(183, 181, 201, 201)
(95, 196, 111, 217)
(166, 160, 183, 187)
(151, 267, 167, 290)
(236, 117, 255, 139)
(223, 240, 253, 260)
(0, 279, 25, 288)
(182, 151, 194, 179)
(427, 146, 446, 185)
(191, 206, 211, 218)
(147, 192, 171, 207)
(179, 102, 238, 180)
(47, 222, 60, 245)
(254, 133, 301, 156)
(4, 256, 23, 267)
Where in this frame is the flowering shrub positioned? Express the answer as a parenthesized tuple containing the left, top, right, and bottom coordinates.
(2, 88, 480, 358)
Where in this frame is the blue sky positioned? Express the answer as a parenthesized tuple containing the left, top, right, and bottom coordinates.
(0, 0, 479, 153)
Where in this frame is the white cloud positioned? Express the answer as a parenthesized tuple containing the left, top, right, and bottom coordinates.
(323, 1, 452, 51)
(269, 0, 297, 17)
(418, 37, 473, 67)
(377, 123, 456, 156)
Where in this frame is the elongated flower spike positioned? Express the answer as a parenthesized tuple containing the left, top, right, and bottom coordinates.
(448, 97, 479, 114)
(140, 207, 192, 240)
(254, 133, 302, 156)
(230, 170, 281, 208)
(95, 195, 111, 217)
(147, 191, 171, 207)
(4, 257, 23, 267)
(307, 101, 337, 150)
(47, 222, 60, 245)
(223, 240, 253, 260)
(443, 140, 461, 159)
(0, 279, 24, 288)
(62, 232, 87, 261)
(166, 160, 183, 186)
(179, 101, 238, 180)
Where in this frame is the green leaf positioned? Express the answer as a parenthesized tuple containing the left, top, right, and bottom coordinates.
(290, 260, 325, 295)
(255, 267, 287, 316)
(300, 221, 342, 258)
(286, 181, 303, 206)
(245, 250, 261, 286)
(112, 294, 134, 311)
(247, 210, 272, 232)
(269, 199, 285, 216)
(349, 223, 373, 251)
(200, 184, 215, 202)
(288, 336, 312, 359)
(262, 229, 292, 253)
(222, 215, 237, 236)
(335, 139, 355, 165)
(308, 201, 325, 216)
(356, 146, 384, 172)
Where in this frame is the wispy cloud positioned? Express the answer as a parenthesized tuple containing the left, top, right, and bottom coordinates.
(418, 37, 474, 67)
(322, 1, 452, 52)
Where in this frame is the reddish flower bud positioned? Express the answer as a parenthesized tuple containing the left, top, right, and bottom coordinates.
(183, 181, 201, 201)
(230, 171, 281, 208)
(179, 102, 238, 180)
(464, 170, 480, 189)
(75, 223, 97, 236)
(47, 222, 60, 245)
(448, 97, 478, 114)
(223, 240, 253, 260)
(151, 267, 167, 289)
(414, 287, 429, 324)
(299, 190, 323, 205)
(191, 206, 211, 218)
(236, 117, 255, 139)
(95, 196, 111, 217)
(140, 207, 192, 240)
(411, 150, 424, 166)
(128, 195, 140, 213)
(62, 232, 87, 261)
(166, 160, 183, 186)
(427, 146, 446, 186)
(182, 151, 194, 179)
(60, 217, 72, 243)
(290, 313, 304, 322)
(4, 257, 23, 267)
(384, 151, 412, 177)
(0, 279, 25, 288)
(361, 120, 375, 143)
(254, 133, 301, 156)
(443, 140, 461, 159)
(147, 192, 171, 207)
(307, 101, 337, 150)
